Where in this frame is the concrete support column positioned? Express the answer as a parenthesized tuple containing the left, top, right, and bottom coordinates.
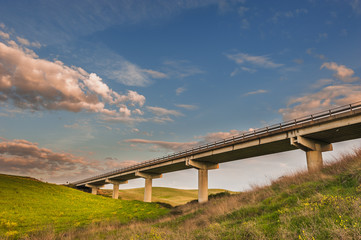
(291, 136, 332, 172)
(91, 187, 98, 195)
(105, 179, 128, 199)
(113, 184, 119, 199)
(85, 184, 103, 195)
(186, 158, 219, 203)
(198, 169, 208, 203)
(135, 172, 162, 202)
(306, 148, 323, 172)
(144, 178, 153, 203)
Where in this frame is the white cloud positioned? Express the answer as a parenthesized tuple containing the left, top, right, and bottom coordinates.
(147, 106, 183, 116)
(195, 129, 245, 143)
(132, 109, 144, 115)
(151, 116, 175, 123)
(311, 78, 334, 89)
(316, 33, 328, 42)
(175, 104, 198, 110)
(142, 69, 167, 79)
(241, 66, 256, 73)
(16, 37, 30, 46)
(243, 89, 268, 96)
(226, 52, 283, 69)
(293, 59, 304, 64)
(109, 61, 152, 87)
(163, 60, 204, 78)
(240, 19, 250, 29)
(176, 87, 186, 95)
(350, 0, 361, 14)
(321, 62, 359, 82)
(271, 8, 308, 23)
(109, 62, 168, 87)
(0, 31, 9, 39)
(119, 105, 131, 117)
(120, 90, 146, 107)
(306, 48, 325, 60)
(100, 115, 148, 124)
(15, 36, 42, 48)
(238, 6, 249, 16)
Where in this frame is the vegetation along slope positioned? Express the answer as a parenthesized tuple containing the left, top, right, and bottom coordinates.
(37, 147, 361, 240)
(98, 187, 228, 206)
(0, 175, 168, 239)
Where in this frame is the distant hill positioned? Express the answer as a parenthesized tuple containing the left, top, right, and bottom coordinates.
(99, 187, 232, 206)
(0, 174, 168, 239)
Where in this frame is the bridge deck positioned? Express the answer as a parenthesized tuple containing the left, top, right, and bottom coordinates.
(72, 102, 361, 187)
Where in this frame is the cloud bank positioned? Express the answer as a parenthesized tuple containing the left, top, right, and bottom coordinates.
(0, 39, 145, 116)
(0, 137, 137, 182)
(279, 62, 360, 120)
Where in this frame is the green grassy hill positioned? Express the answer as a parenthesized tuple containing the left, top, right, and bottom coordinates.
(0, 174, 168, 239)
(99, 187, 230, 206)
(51, 148, 361, 240)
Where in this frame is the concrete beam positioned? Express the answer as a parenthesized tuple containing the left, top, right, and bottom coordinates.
(291, 136, 333, 172)
(291, 136, 332, 152)
(135, 172, 162, 202)
(85, 184, 104, 195)
(186, 158, 219, 170)
(105, 179, 128, 199)
(135, 171, 162, 179)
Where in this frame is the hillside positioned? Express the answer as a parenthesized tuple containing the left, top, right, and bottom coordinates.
(47, 148, 361, 240)
(0, 174, 168, 239)
(99, 187, 230, 206)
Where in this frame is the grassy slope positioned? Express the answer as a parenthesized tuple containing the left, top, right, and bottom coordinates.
(58, 148, 361, 240)
(99, 187, 229, 206)
(0, 174, 168, 239)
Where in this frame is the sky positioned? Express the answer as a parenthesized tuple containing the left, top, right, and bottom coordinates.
(0, 0, 361, 191)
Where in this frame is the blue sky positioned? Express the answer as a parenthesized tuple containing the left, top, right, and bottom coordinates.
(0, 0, 360, 191)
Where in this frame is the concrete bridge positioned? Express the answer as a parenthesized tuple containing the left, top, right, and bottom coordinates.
(72, 102, 361, 203)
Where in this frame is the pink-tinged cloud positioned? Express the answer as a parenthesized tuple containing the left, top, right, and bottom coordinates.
(0, 138, 138, 182)
(125, 139, 198, 152)
(321, 62, 359, 82)
(243, 89, 268, 96)
(279, 63, 361, 120)
(0, 39, 145, 115)
(279, 85, 361, 120)
(0, 31, 9, 39)
(147, 106, 183, 116)
(226, 52, 283, 68)
(125, 129, 247, 152)
(196, 129, 245, 143)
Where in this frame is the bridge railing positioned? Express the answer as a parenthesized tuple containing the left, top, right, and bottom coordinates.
(72, 101, 361, 185)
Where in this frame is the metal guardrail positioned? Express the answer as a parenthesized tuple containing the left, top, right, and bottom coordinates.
(72, 101, 361, 185)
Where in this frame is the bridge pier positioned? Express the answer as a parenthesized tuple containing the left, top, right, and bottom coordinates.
(135, 172, 162, 202)
(291, 136, 333, 172)
(85, 184, 104, 195)
(186, 158, 219, 203)
(105, 179, 128, 199)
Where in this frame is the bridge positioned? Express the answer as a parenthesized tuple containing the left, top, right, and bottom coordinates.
(71, 102, 361, 203)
